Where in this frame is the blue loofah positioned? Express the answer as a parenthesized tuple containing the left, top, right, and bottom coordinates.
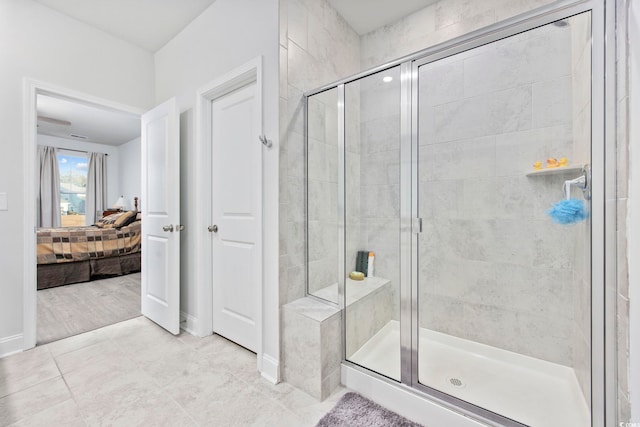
(546, 198, 588, 224)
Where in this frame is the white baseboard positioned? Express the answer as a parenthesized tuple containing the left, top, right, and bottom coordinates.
(180, 311, 199, 336)
(260, 353, 280, 384)
(0, 334, 24, 359)
(341, 364, 488, 427)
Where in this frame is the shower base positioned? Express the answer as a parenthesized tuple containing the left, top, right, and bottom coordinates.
(349, 320, 590, 427)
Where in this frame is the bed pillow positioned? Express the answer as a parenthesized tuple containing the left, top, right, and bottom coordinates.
(95, 212, 122, 228)
(113, 210, 138, 229)
(95, 210, 136, 229)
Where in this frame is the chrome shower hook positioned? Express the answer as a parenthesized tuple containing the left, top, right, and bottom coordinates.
(259, 134, 273, 148)
(563, 164, 591, 200)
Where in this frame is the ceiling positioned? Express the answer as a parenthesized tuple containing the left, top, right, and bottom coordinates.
(37, 95, 141, 146)
(33, 0, 217, 52)
(34, 0, 440, 51)
(327, 0, 439, 35)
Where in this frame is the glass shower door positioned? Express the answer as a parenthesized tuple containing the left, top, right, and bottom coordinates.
(306, 88, 340, 304)
(344, 66, 402, 381)
(415, 12, 592, 426)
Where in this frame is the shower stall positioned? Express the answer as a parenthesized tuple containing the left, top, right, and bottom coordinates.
(304, 1, 607, 426)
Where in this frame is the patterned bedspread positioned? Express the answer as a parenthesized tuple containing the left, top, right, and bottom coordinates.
(37, 221, 141, 265)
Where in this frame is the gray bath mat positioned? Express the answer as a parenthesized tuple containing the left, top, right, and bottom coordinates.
(316, 392, 424, 427)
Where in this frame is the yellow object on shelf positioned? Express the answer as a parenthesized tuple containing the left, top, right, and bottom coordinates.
(546, 158, 559, 168)
(533, 161, 543, 170)
(349, 271, 365, 281)
(558, 157, 568, 167)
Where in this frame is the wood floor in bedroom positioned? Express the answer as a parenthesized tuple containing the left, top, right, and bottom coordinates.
(37, 273, 141, 345)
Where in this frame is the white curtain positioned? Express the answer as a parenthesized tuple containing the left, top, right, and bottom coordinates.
(38, 146, 61, 228)
(85, 152, 107, 225)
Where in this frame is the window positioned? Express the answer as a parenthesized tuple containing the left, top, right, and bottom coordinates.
(58, 152, 87, 227)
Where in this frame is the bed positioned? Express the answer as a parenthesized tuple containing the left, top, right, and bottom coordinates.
(36, 212, 142, 290)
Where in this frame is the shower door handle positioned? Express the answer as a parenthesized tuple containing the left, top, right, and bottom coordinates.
(412, 218, 423, 234)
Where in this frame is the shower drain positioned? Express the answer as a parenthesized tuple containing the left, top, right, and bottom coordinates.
(447, 377, 466, 388)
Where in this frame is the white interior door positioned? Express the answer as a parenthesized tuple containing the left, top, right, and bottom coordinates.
(211, 82, 261, 352)
(141, 98, 180, 334)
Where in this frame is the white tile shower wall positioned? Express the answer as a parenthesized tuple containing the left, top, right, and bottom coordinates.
(360, 0, 557, 71)
(281, 0, 360, 306)
(279, 0, 359, 398)
(281, 0, 558, 310)
(417, 22, 579, 366)
(307, 91, 339, 296)
(279, 0, 568, 316)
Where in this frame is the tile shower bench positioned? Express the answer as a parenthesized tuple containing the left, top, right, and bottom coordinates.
(282, 276, 392, 400)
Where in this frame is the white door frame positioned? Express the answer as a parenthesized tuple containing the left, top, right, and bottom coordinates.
(194, 58, 266, 375)
(22, 78, 143, 350)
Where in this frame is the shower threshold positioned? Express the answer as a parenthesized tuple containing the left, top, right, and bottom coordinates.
(349, 321, 590, 427)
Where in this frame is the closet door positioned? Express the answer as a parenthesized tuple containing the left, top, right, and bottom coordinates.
(210, 82, 261, 352)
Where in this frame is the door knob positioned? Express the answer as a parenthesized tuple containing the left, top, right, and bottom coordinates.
(208, 225, 218, 233)
(162, 225, 174, 232)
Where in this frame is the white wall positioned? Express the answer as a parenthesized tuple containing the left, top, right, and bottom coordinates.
(154, 0, 280, 378)
(117, 137, 142, 211)
(0, 0, 154, 356)
(37, 134, 121, 213)
(628, 1, 640, 421)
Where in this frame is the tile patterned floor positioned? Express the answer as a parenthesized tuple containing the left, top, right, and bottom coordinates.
(0, 317, 347, 426)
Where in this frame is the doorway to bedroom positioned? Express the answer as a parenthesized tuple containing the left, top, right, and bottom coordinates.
(34, 92, 143, 345)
